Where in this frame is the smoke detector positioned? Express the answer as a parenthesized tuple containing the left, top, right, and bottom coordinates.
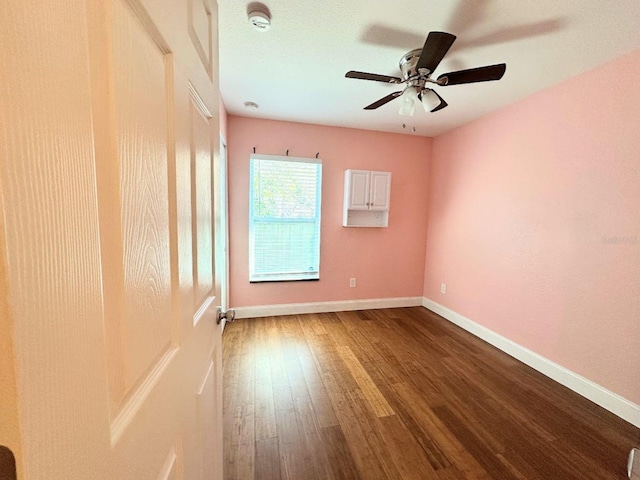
(248, 9, 271, 31)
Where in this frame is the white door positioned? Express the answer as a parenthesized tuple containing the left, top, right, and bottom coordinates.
(0, 0, 223, 478)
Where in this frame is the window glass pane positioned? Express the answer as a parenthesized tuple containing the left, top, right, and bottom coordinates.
(253, 160, 318, 219)
(249, 155, 322, 282)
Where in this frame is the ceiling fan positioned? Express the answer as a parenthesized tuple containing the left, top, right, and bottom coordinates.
(345, 31, 506, 115)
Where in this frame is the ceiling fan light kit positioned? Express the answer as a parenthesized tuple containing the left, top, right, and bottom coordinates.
(421, 89, 441, 112)
(399, 86, 419, 116)
(345, 31, 506, 116)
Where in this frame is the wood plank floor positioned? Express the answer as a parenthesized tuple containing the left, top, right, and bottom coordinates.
(222, 307, 639, 479)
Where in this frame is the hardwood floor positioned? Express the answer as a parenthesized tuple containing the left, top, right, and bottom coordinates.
(222, 307, 639, 479)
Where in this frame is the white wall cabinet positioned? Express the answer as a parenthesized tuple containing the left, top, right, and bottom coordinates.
(343, 169, 391, 227)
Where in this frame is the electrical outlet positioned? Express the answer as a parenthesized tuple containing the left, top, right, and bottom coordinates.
(350, 278, 357, 288)
(441, 283, 446, 294)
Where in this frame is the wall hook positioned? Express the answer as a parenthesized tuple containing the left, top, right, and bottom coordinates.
(286, 149, 289, 156)
(316, 152, 320, 158)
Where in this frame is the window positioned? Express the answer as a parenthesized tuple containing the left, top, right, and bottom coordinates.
(249, 154, 322, 282)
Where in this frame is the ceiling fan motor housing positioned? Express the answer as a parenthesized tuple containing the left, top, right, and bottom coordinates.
(399, 49, 428, 90)
(399, 49, 422, 79)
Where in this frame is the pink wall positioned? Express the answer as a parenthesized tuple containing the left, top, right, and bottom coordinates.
(219, 97, 228, 141)
(228, 116, 431, 307)
(423, 49, 640, 405)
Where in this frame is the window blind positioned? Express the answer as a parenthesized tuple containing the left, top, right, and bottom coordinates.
(249, 154, 322, 282)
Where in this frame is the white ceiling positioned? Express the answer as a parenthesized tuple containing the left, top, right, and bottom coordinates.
(218, 0, 640, 137)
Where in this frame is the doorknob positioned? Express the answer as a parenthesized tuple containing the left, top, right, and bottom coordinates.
(216, 307, 236, 325)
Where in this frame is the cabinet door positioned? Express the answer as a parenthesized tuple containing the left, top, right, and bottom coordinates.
(369, 171, 391, 210)
(347, 169, 371, 210)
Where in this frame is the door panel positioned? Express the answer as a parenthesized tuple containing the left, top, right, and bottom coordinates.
(197, 358, 220, 478)
(190, 87, 214, 309)
(113, 0, 175, 401)
(0, 0, 223, 478)
(188, 0, 213, 78)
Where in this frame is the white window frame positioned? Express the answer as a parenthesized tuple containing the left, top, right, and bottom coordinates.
(249, 154, 322, 282)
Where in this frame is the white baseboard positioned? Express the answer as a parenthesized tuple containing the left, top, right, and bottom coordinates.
(422, 297, 640, 428)
(234, 296, 423, 319)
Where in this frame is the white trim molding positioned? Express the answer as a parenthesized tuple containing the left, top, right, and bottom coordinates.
(422, 297, 640, 428)
(234, 296, 423, 319)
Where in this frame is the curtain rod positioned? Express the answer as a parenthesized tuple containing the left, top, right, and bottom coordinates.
(252, 147, 320, 159)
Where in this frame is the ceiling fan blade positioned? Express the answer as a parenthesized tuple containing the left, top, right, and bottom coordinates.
(364, 91, 403, 110)
(416, 31, 457, 74)
(437, 63, 506, 85)
(346, 71, 402, 84)
(428, 89, 448, 112)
